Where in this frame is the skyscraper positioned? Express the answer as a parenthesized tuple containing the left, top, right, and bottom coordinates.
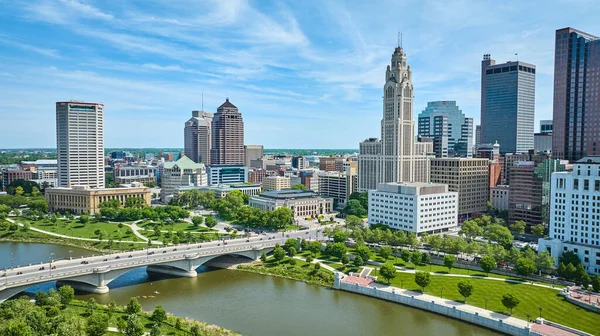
(475, 125, 481, 146)
(244, 145, 264, 167)
(418, 101, 473, 157)
(210, 98, 245, 165)
(480, 54, 536, 154)
(358, 45, 430, 191)
(552, 28, 600, 162)
(56, 101, 105, 188)
(184, 110, 213, 165)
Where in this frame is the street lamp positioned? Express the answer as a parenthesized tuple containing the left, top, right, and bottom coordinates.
(538, 306, 543, 319)
(484, 297, 489, 310)
(440, 286, 444, 298)
(69, 250, 73, 260)
(49, 253, 55, 276)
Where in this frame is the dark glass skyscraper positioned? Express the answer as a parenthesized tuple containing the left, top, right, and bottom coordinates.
(552, 27, 600, 161)
(480, 54, 536, 154)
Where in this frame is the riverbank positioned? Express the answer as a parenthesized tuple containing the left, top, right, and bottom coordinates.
(237, 258, 334, 287)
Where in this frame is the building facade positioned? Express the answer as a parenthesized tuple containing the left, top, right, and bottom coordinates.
(368, 182, 458, 234)
(358, 46, 431, 191)
(317, 171, 355, 208)
(475, 125, 481, 146)
(1, 169, 32, 191)
(263, 176, 291, 191)
(429, 158, 489, 217)
(211, 98, 244, 165)
(490, 185, 510, 211)
(538, 157, 600, 275)
(248, 168, 269, 184)
(56, 101, 105, 188)
(114, 164, 156, 184)
(160, 156, 207, 203)
(184, 110, 213, 165)
(249, 190, 333, 219)
(552, 28, 600, 162)
(291, 156, 307, 170)
(244, 145, 264, 168)
(480, 55, 536, 154)
(174, 183, 261, 199)
(418, 101, 473, 157)
(207, 165, 248, 185)
(46, 185, 150, 214)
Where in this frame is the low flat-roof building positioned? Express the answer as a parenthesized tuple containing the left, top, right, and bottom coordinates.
(368, 182, 458, 234)
(249, 190, 333, 219)
(490, 185, 509, 211)
(173, 183, 261, 199)
(263, 176, 290, 191)
(46, 185, 150, 214)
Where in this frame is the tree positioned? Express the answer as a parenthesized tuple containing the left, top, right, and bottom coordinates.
(344, 199, 367, 217)
(332, 230, 348, 243)
(421, 252, 431, 265)
(535, 251, 555, 274)
(410, 251, 422, 266)
(191, 216, 203, 227)
(565, 263, 577, 280)
(273, 246, 286, 262)
(428, 235, 443, 256)
(557, 262, 567, 279)
(509, 220, 526, 234)
(284, 238, 299, 252)
(25, 309, 48, 335)
(308, 241, 322, 255)
(349, 191, 369, 211)
(314, 262, 321, 271)
(124, 314, 145, 336)
(306, 255, 314, 263)
(57, 315, 87, 336)
(117, 318, 127, 334)
(287, 246, 297, 258)
(515, 257, 536, 276)
(444, 254, 456, 273)
(459, 220, 483, 241)
(400, 249, 411, 263)
(31, 186, 41, 197)
(501, 293, 520, 315)
(414, 271, 431, 293)
(15, 186, 24, 196)
(260, 252, 267, 263)
(483, 224, 513, 246)
(151, 305, 167, 324)
(378, 246, 393, 260)
(591, 275, 600, 293)
(345, 215, 363, 229)
(479, 256, 496, 275)
(80, 214, 90, 225)
(575, 264, 588, 286)
(531, 224, 545, 237)
(355, 245, 372, 262)
(559, 251, 581, 267)
(379, 262, 397, 284)
(329, 242, 347, 259)
(150, 324, 161, 336)
(341, 254, 350, 265)
(58, 285, 75, 305)
(175, 318, 182, 330)
(125, 297, 142, 315)
(204, 216, 218, 228)
(354, 256, 364, 267)
(291, 184, 307, 190)
(190, 325, 200, 336)
(108, 301, 118, 318)
(581, 272, 592, 289)
(86, 313, 109, 336)
(86, 298, 97, 316)
(457, 280, 474, 303)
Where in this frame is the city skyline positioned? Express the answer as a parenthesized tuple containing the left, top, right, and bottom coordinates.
(1, 1, 599, 148)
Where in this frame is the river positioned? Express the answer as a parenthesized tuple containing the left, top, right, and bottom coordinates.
(0, 242, 500, 336)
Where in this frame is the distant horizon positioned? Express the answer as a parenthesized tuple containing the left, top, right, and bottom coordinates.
(0, 147, 359, 151)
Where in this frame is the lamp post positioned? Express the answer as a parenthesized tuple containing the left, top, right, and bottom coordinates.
(440, 286, 444, 298)
(484, 297, 489, 310)
(538, 306, 543, 319)
(49, 253, 55, 276)
(69, 250, 73, 260)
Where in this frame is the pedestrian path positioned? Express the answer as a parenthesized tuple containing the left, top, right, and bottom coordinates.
(126, 221, 161, 245)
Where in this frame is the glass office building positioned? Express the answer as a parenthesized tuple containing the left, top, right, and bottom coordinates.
(418, 101, 473, 157)
(480, 54, 536, 154)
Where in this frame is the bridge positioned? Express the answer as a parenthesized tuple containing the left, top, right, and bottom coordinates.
(0, 228, 325, 302)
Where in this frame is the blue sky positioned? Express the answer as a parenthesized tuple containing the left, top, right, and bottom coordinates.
(1, 0, 599, 149)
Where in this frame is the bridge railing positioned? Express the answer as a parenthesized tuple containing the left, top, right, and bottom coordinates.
(2, 242, 279, 288)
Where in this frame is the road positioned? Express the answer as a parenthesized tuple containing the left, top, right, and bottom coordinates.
(0, 227, 327, 290)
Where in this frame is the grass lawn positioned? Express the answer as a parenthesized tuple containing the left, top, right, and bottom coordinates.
(369, 269, 599, 335)
(18, 217, 143, 242)
(321, 261, 362, 274)
(239, 257, 334, 287)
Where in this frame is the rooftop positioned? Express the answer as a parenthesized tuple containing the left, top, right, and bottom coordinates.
(576, 156, 600, 164)
(162, 155, 205, 170)
(258, 190, 323, 199)
(217, 97, 237, 109)
(21, 159, 58, 165)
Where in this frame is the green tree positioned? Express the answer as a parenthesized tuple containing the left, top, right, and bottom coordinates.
(344, 199, 367, 217)
(501, 293, 520, 315)
(581, 272, 592, 289)
(531, 224, 545, 236)
(124, 314, 144, 336)
(86, 313, 109, 336)
(591, 275, 600, 292)
(428, 235, 443, 256)
(515, 257, 536, 276)
(379, 262, 397, 284)
(151, 305, 167, 324)
(459, 220, 483, 241)
(190, 325, 200, 336)
(410, 251, 422, 266)
(150, 324, 161, 336)
(509, 220, 526, 234)
(378, 246, 393, 260)
(414, 271, 431, 293)
(284, 238, 299, 252)
(559, 251, 581, 266)
(86, 298, 97, 316)
(79, 214, 90, 225)
(260, 252, 267, 263)
(31, 187, 41, 197)
(287, 246, 297, 258)
(355, 245, 372, 262)
(444, 254, 456, 273)
(191, 216, 203, 227)
(557, 262, 567, 278)
(314, 262, 321, 271)
(329, 242, 348, 258)
(457, 280, 474, 303)
(25, 309, 48, 335)
(273, 246, 286, 262)
(354, 256, 364, 267)
(345, 215, 363, 229)
(479, 256, 496, 275)
(175, 318, 182, 330)
(117, 318, 127, 334)
(57, 315, 87, 336)
(308, 241, 322, 255)
(291, 184, 307, 190)
(306, 255, 314, 263)
(15, 186, 24, 196)
(332, 230, 348, 243)
(483, 224, 513, 246)
(341, 254, 350, 265)
(58, 285, 75, 305)
(204, 216, 218, 228)
(108, 301, 118, 318)
(125, 297, 142, 315)
(565, 263, 577, 280)
(535, 251, 555, 274)
(421, 252, 431, 265)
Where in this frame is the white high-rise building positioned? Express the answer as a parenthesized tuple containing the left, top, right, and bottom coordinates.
(184, 110, 213, 165)
(538, 156, 600, 275)
(56, 101, 105, 188)
(358, 45, 431, 191)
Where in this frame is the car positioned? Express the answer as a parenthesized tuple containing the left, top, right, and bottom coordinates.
(39, 267, 45, 270)
(198, 245, 202, 248)
(223, 242, 228, 245)
(103, 259, 108, 262)
(246, 239, 250, 242)
(51, 266, 56, 270)
(1, 273, 6, 277)
(162, 251, 167, 254)
(16, 272, 23, 275)
(259, 238, 263, 241)
(173, 248, 177, 251)
(115, 256, 120, 259)
(128, 255, 133, 258)
(81, 261, 89, 264)
(148, 252, 154, 255)
(217, 243, 220, 246)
